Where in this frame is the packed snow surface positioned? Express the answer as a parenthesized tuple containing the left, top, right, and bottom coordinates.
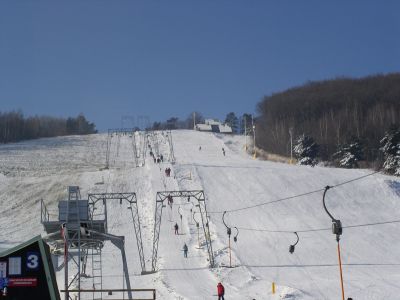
(1, 130, 400, 299)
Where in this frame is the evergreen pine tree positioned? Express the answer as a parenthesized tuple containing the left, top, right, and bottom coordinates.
(333, 137, 363, 168)
(293, 134, 319, 166)
(380, 126, 400, 176)
(225, 112, 239, 133)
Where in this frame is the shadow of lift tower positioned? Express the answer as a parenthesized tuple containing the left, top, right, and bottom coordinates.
(41, 186, 147, 300)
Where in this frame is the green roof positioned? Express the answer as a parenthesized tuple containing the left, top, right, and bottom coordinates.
(0, 235, 42, 257)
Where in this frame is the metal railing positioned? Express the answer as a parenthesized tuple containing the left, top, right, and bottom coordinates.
(41, 198, 50, 223)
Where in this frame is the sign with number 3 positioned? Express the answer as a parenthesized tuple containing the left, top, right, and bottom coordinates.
(26, 252, 40, 271)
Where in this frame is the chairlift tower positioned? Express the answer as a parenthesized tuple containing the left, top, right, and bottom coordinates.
(151, 190, 214, 272)
(105, 128, 141, 169)
(41, 187, 135, 300)
(87, 192, 146, 274)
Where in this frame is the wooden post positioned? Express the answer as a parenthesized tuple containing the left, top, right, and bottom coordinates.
(228, 236, 232, 268)
(337, 241, 345, 300)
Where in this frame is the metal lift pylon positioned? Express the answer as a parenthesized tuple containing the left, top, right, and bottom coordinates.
(41, 187, 135, 300)
(151, 190, 214, 272)
(105, 128, 142, 169)
(166, 130, 176, 164)
(88, 192, 146, 274)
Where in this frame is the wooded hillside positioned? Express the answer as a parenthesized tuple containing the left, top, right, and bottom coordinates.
(256, 73, 400, 165)
(0, 111, 97, 143)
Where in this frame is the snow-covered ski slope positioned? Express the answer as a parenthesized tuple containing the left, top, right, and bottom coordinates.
(1, 130, 400, 299)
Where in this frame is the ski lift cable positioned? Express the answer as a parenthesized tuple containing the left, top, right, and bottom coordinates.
(235, 218, 400, 234)
(208, 170, 380, 214)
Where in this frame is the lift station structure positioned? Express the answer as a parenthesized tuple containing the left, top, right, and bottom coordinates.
(41, 186, 146, 300)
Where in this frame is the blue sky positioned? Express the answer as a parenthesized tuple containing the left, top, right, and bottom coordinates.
(1, 1, 399, 131)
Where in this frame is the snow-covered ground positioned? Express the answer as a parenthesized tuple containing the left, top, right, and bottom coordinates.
(1, 130, 400, 299)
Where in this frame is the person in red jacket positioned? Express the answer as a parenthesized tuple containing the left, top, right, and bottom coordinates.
(217, 282, 225, 300)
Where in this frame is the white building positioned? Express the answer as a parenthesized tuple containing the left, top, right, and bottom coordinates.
(195, 119, 233, 133)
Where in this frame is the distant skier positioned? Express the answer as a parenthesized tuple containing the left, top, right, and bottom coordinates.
(183, 243, 188, 258)
(160, 154, 164, 162)
(217, 282, 225, 300)
(199, 146, 201, 151)
(222, 148, 225, 156)
(174, 223, 179, 235)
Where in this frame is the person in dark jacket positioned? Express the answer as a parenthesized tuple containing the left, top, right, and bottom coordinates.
(167, 195, 173, 208)
(183, 243, 188, 258)
(174, 223, 179, 235)
(217, 282, 225, 300)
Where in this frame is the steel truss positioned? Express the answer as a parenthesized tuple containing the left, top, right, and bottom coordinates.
(42, 187, 133, 300)
(88, 192, 146, 274)
(165, 130, 176, 164)
(55, 227, 132, 300)
(151, 190, 214, 271)
(139, 131, 147, 165)
(105, 128, 141, 169)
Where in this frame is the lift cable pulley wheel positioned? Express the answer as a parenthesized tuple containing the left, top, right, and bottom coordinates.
(178, 206, 183, 220)
(222, 211, 233, 267)
(193, 211, 199, 228)
(222, 211, 231, 237)
(206, 215, 210, 228)
(323, 186, 343, 241)
(289, 232, 299, 254)
(233, 226, 239, 243)
(322, 185, 345, 300)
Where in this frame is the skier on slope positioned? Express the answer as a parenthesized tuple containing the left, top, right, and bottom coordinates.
(183, 243, 188, 258)
(167, 195, 173, 208)
(174, 223, 179, 235)
(217, 282, 225, 300)
(222, 148, 225, 156)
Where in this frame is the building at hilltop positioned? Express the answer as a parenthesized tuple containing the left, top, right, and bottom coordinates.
(195, 119, 232, 134)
